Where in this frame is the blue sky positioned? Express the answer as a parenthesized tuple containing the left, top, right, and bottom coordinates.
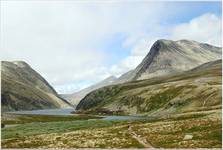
(99, 1, 221, 62)
(0, 1, 222, 94)
(162, 1, 221, 24)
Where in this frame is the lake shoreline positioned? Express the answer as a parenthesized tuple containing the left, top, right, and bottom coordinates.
(3, 108, 150, 123)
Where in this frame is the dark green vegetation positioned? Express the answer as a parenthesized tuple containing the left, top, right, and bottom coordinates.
(1, 61, 72, 112)
(76, 60, 222, 115)
(1, 110, 221, 148)
(2, 118, 117, 140)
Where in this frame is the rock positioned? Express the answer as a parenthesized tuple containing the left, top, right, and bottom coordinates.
(183, 134, 193, 140)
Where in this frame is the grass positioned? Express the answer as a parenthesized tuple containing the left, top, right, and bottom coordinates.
(2, 118, 120, 139)
(2, 113, 102, 125)
(131, 113, 222, 148)
(1, 110, 222, 148)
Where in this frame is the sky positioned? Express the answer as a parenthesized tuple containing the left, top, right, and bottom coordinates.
(0, 1, 222, 94)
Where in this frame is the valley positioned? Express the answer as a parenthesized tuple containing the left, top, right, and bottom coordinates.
(1, 39, 222, 149)
(1, 109, 221, 148)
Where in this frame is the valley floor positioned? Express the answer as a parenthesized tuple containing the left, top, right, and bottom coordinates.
(1, 110, 222, 149)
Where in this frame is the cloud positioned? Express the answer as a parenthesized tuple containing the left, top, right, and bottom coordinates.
(0, 1, 221, 93)
(171, 13, 221, 46)
(116, 13, 222, 76)
(110, 55, 144, 76)
(0, 1, 167, 92)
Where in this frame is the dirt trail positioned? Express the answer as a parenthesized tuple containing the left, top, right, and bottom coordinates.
(128, 126, 153, 148)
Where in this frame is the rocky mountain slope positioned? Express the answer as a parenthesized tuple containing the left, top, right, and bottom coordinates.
(61, 76, 117, 105)
(117, 39, 221, 82)
(1, 61, 72, 112)
(76, 59, 222, 115)
(67, 40, 221, 105)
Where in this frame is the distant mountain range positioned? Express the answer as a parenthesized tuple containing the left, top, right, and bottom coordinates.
(66, 39, 221, 106)
(61, 76, 117, 106)
(1, 61, 72, 112)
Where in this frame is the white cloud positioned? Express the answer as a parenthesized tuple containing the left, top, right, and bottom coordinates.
(110, 13, 221, 79)
(171, 13, 221, 46)
(110, 55, 144, 76)
(0, 1, 168, 93)
(0, 1, 221, 94)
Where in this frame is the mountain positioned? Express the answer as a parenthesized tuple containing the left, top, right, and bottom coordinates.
(1, 61, 72, 112)
(66, 39, 221, 105)
(116, 39, 221, 82)
(76, 59, 222, 115)
(115, 70, 134, 83)
(61, 76, 117, 105)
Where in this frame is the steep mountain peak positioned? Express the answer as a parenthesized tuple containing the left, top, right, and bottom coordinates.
(154, 39, 219, 49)
(1, 61, 72, 111)
(66, 39, 221, 106)
(176, 39, 198, 44)
(1, 61, 30, 72)
(117, 39, 221, 81)
(149, 39, 182, 54)
(12, 61, 30, 68)
(155, 39, 172, 44)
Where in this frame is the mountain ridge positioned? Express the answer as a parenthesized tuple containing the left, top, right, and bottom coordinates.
(76, 59, 222, 115)
(1, 61, 73, 112)
(67, 39, 221, 106)
(61, 75, 117, 105)
(125, 39, 221, 81)
(75, 39, 222, 114)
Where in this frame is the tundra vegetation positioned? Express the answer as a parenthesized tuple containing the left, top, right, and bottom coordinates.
(1, 110, 221, 148)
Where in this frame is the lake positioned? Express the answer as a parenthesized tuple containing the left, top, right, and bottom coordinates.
(8, 108, 147, 121)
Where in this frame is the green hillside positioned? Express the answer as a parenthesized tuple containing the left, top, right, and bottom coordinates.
(76, 60, 222, 116)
